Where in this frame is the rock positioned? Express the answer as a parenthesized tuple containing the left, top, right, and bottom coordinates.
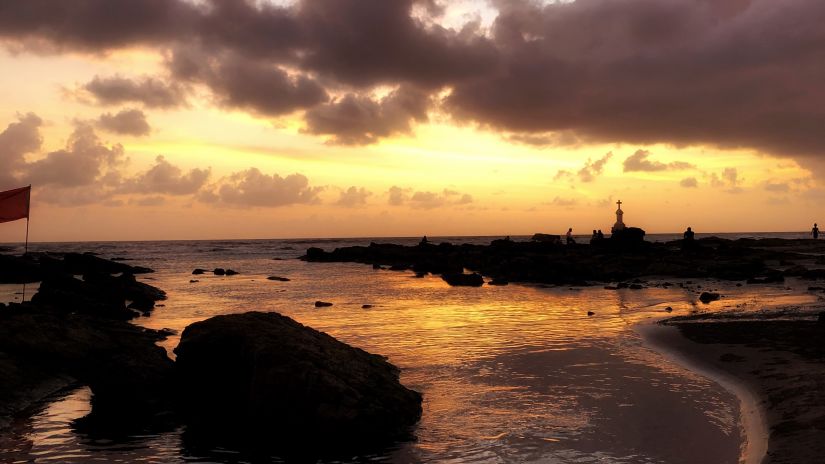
(173, 312, 422, 446)
(488, 278, 509, 286)
(362, 304, 373, 309)
(629, 284, 644, 290)
(441, 273, 484, 287)
(315, 301, 333, 307)
(372, 263, 382, 270)
(665, 306, 673, 312)
(531, 233, 561, 244)
(699, 292, 721, 304)
(267, 276, 291, 282)
(189, 279, 199, 283)
(213, 268, 226, 276)
(224, 269, 239, 276)
(784, 265, 808, 277)
(192, 269, 206, 275)
(587, 311, 595, 316)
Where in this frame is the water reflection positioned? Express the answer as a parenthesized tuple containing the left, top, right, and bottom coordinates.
(1, 239, 820, 463)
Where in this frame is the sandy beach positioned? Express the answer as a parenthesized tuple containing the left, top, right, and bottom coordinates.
(643, 314, 825, 464)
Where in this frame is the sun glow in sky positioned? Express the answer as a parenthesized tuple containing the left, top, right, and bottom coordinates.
(0, 0, 822, 242)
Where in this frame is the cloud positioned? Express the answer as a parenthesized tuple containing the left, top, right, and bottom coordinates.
(764, 181, 790, 193)
(170, 50, 329, 117)
(336, 186, 372, 207)
(303, 86, 430, 144)
(24, 123, 124, 188)
(4, 0, 825, 162)
(548, 196, 579, 207)
(710, 167, 743, 193)
(387, 185, 473, 208)
(387, 186, 410, 206)
(207, 168, 322, 207)
(0, 113, 42, 188)
(83, 75, 187, 108)
(119, 155, 210, 195)
(679, 177, 698, 188)
(578, 151, 612, 182)
(96, 109, 151, 136)
(623, 150, 695, 172)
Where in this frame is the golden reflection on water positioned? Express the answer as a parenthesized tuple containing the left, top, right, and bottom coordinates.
(4, 242, 823, 463)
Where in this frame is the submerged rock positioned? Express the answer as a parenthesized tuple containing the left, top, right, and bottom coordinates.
(699, 292, 721, 304)
(314, 301, 333, 307)
(441, 273, 484, 287)
(174, 312, 422, 446)
(267, 276, 290, 282)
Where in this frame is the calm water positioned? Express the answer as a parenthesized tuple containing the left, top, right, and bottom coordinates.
(0, 233, 820, 463)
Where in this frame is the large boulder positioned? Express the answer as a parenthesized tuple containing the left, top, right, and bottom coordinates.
(174, 312, 422, 447)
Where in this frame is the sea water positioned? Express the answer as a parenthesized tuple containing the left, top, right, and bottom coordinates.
(0, 233, 818, 463)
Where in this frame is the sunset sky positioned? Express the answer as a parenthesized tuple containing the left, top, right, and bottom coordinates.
(0, 0, 823, 242)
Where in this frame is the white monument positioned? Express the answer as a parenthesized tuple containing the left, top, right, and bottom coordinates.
(611, 200, 625, 233)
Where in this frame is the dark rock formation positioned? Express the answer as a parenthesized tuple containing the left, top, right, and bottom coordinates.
(0, 303, 174, 430)
(442, 273, 484, 287)
(192, 268, 206, 275)
(362, 304, 373, 309)
(224, 269, 239, 276)
(213, 268, 226, 276)
(488, 278, 509, 286)
(531, 233, 561, 244)
(174, 312, 422, 447)
(302, 236, 810, 287)
(267, 276, 290, 281)
(699, 292, 721, 303)
(315, 301, 333, 307)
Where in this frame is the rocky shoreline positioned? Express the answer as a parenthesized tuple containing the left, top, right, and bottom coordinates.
(302, 236, 825, 286)
(0, 252, 423, 456)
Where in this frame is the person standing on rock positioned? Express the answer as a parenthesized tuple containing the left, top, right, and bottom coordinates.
(813, 223, 820, 239)
(566, 228, 576, 245)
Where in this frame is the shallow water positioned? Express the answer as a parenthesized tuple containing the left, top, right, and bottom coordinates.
(0, 234, 821, 463)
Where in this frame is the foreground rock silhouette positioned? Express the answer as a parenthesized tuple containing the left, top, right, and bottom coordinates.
(174, 312, 423, 447)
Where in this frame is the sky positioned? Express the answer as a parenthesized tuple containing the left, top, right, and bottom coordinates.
(0, 0, 823, 242)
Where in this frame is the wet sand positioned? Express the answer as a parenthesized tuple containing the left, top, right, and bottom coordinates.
(642, 315, 825, 464)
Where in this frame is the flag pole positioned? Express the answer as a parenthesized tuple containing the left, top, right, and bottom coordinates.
(24, 185, 30, 255)
(22, 185, 30, 303)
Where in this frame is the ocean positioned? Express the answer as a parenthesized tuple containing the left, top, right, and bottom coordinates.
(0, 232, 819, 463)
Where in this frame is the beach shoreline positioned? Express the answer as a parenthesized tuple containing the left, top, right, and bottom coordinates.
(639, 314, 825, 464)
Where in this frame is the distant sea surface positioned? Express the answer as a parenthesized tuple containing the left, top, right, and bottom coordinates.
(0, 232, 818, 463)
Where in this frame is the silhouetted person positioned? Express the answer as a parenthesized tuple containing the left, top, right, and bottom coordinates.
(813, 223, 820, 239)
(590, 230, 598, 242)
(419, 236, 429, 246)
(566, 228, 576, 245)
(682, 227, 696, 251)
(597, 230, 605, 240)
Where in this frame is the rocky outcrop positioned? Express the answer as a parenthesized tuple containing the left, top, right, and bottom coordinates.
(442, 272, 484, 287)
(0, 303, 174, 430)
(174, 312, 422, 447)
(302, 236, 810, 286)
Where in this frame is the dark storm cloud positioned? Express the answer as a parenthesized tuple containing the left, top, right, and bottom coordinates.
(303, 86, 430, 144)
(446, 0, 825, 167)
(2, 0, 825, 162)
(84, 76, 187, 108)
(170, 49, 328, 116)
(0, 0, 195, 51)
(96, 109, 151, 136)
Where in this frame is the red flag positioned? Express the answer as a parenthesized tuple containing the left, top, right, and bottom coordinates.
(0, 186, 31, 224)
